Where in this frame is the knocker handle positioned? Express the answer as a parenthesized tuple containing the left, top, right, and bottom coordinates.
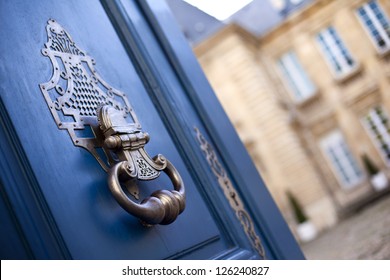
(98, 105, 186, 226)
(108, 158, 186, 225)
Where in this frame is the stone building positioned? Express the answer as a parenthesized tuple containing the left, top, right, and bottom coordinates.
(168, 0, 390, 240)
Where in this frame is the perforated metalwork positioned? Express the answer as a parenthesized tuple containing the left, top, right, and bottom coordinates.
(39, 19, 140, 171)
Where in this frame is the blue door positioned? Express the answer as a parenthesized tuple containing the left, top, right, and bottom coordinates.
(0, 0, 303, 260)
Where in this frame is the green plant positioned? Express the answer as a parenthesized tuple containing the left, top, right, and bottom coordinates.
(286, 190, 308, 224)
(362, 154, 379, 176)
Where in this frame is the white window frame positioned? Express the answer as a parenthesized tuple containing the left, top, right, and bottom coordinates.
(356, 0, 390, 54)
(320, 131, 363, 190)
(316, 26, 357, 77)
(277, 51, 316, 102)
(362, 106, 390, 165)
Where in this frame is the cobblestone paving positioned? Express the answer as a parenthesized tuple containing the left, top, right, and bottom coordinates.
(301, 195, 390, 260)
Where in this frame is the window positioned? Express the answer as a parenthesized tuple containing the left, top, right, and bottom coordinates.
(316, 26, 356, 76)
(363, 106, 390, 164)
(356, 0, 390, 53)
(320, 131, 363, 189)
(277, 51, 316, 102)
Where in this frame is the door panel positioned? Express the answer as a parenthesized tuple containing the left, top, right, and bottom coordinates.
(0, 0, 303, 259)
(0, 0, 227, 260)
(0, 182, 32, 260)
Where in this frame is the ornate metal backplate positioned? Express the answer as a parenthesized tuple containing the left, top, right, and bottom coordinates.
(194, 127, 266, 259)
(38, 19, 186, 224)
(39, 19, 171, 201)
(39, 19, 140, 172)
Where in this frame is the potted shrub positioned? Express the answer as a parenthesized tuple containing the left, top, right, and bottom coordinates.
(286, 191, 317, 243)
(362, 154, 389, 191)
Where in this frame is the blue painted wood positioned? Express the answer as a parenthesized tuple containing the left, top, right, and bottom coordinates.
(137, 0, 304, 259)
(0, 0, 303, 260)
(0, 100, 70, 259)
(0, 0, 225, 260)
(100, 0, 264, 260)
(0, 181, 32, 260)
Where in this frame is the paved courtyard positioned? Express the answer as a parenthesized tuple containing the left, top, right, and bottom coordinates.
(301, 194, 390, 260)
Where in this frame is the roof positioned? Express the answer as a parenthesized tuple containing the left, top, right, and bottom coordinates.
(165, 0, 225, 45)
(166, 0, 316, 45)
(227, 0, 315, 36)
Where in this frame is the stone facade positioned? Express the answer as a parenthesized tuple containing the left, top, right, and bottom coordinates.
(194, 0, 390, 240)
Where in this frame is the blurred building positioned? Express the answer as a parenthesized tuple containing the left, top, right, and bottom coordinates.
(167, 0, 390, 240)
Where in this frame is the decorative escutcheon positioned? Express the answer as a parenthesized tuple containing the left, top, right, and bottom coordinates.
(99, 106, 185, 225)
(39, 19, 185, 225)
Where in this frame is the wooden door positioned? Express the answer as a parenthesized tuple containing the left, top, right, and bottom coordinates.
(0, 0, 303, 260)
